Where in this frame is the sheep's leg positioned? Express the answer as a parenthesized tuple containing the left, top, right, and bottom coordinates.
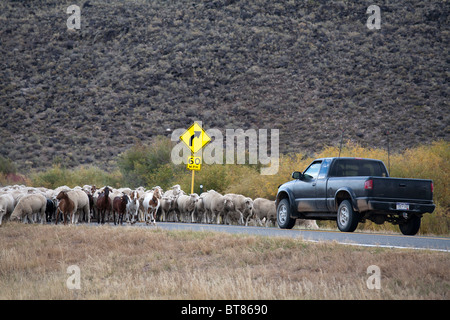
(245, 214, 251, 226)
(152, 210, 157, 226)
(40, 207, 46, 224)
(236, 210, 244, 225)
(215, 211, 221, 224)
(86, 206, 90, 223)
(134, 205, 139, 223)
(55, 208, 60, 225)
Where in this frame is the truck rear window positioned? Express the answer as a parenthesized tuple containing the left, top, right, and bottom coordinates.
(329, 159, 388, 177)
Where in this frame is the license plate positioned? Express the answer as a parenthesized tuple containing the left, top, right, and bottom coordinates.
(396, 203, 409, 210)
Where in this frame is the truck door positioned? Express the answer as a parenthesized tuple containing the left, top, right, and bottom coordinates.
(315, 159, 331, 212)
(293, 160, 322, 213)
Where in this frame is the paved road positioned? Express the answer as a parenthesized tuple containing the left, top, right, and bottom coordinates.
(144, 222, 450, 252)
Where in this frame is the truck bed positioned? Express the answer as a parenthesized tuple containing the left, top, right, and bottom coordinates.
(369, 177, 433, 202)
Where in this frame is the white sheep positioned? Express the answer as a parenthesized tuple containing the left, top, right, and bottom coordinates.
(0, 194, 15, 226)
(66, 190, 90, 224)
(10, 193, 47, 223)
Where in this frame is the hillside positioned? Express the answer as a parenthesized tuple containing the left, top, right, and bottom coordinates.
(0, 0, 448, 172)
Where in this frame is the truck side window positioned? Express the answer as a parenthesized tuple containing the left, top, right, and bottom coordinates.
(303, 161, 322, 180)
(318, 159, 331, 179)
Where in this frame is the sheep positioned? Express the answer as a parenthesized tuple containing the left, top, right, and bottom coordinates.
(0, 194, 15, 226)
(97, 186, 112, 224)
(126, 190, 140, 224)
(176, 193, 199, 223)
(66, 190, 90, 224)
(10, 193, 47, 223)
(143, 188, 162, 225)
(253, 198, 276, 227)
(297, 219, 319, 229)
(223, 194, 253, 225)
(112, 194, 129, 225)
(200, 190, 233, 224)
(194, 197, 205, 223)
(55, 191, 75, 225)
(159, 195, 175, 222)
(160, 185, 184, 222)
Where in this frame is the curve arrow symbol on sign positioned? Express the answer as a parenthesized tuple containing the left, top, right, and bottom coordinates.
(189, 131, 201, 146)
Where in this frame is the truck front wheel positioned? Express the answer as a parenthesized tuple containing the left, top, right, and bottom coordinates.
(337, 200, 359, 232)
(277, 198, 296, 229)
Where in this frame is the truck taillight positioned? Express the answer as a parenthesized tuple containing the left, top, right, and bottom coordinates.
(364, 179, 373, 190)
(431, 182, 434, 193)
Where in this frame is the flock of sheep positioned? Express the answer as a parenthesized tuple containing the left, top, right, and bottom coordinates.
(0, 184, 319, 229)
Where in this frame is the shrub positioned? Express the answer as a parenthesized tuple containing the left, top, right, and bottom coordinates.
(30, 165, 122, 189)
(0, 155, 16, 175)
(117, 137, 173, 187)
(117, 136, 184, 189)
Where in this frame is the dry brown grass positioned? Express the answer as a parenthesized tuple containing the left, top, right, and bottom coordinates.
(0, 223, 448, 300)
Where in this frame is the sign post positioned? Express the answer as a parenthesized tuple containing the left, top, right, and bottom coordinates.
(179, 122, 211, 194)
(191, 165, 195, 194)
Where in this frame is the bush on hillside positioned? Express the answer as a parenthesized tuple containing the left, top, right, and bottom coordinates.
(30, 165, 122, 189)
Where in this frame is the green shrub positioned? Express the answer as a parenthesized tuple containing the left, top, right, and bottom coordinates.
(0, 155, 17, 175)
(117, 136, 183, 189)
(30, 165, 122, 189)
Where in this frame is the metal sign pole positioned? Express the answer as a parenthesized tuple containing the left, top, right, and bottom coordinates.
(191, 151, 195, 194)
(191, 168, 195, 194)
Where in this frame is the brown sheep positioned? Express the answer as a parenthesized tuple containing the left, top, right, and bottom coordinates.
(55, 191, 75, 225)
(112, 194, 129, 225)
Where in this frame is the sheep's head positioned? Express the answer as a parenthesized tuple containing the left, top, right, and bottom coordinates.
(56, 191, 67, 200)
(224, 197, 234, 210)
(245, 198, 253, 210)
(10, 214, 21, 222)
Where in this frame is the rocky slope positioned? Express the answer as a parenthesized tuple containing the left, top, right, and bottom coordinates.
(0, 0, 448, 171)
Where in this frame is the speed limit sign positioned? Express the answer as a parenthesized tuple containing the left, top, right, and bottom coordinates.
(187, 156, 202, 171)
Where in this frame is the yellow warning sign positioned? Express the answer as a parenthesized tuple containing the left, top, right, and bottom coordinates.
(179, 122, 211, 154)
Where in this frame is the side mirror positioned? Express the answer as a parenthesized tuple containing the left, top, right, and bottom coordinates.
(292, 171, 303, 180)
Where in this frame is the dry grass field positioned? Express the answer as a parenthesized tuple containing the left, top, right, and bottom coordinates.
(0, 223, 448, 300)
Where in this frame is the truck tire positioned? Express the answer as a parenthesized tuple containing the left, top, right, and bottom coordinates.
(277, 198, 296, 229)
(337, 200, 359, 232)
(399, 215, 421, 236)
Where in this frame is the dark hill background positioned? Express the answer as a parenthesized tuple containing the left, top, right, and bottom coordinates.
(0, 0, 448, 172)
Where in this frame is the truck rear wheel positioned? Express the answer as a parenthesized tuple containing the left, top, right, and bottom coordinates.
(277, 198, 296, 229)
(337, 200, 359, 232)
(399, 215, 421, 236)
